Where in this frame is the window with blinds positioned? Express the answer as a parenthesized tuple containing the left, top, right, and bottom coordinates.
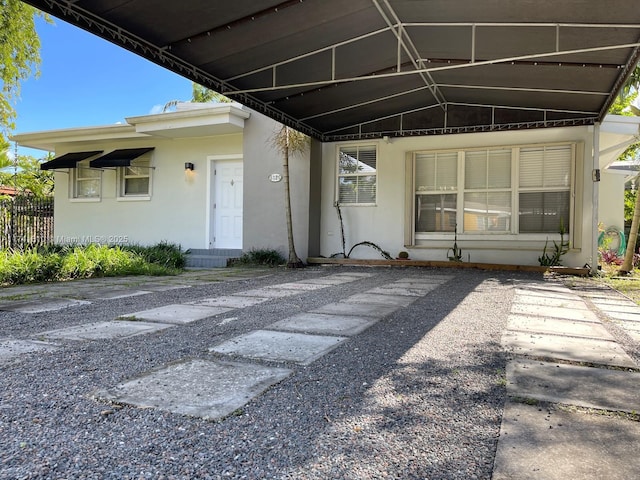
(337, 145, 377, 204)
(415, 152, 457, 232)
(518, 145, 571, 233)
(463, 149, 511, 232)
(120, 157, 151, 197)
(413, 143, 574, 235)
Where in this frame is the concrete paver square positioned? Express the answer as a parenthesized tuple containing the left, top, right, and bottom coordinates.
(122, 304, 233, 324)
(511, 303, 599, 322)
(601, 310, 640, 322)
(210, 330, 348, 365)
(506, 358, 640, 412)
(587, 296, 636, 307)
(330, 272, 374, 278)
(311, 302, 399, 318)
(75, 289, 151, 301)
(502, 331, 636, 368)
(94, 359, 292, 420)
(344, 292, 416, 307)
(396, 275, 454, 284)
(513, 288, 581, 300)
(367, 286, 428, 297)
(268, 282, 327, 291)
(514, 294, 588, 310)
(492, 400, 640, 480)
(269, 312, 380, 336)
(39, 321, 174, 341)
(590, 302, 640, 315)
(512, 282, 574, 294)
(189, 295, 269, 308)
(239, 287, 299, 298)
(614, 321, 640, 342)
(389, 282, 440, 293)
(0, 298, 90, 313)
(0, 339, 58, 365)
(506, 314, 614, 340)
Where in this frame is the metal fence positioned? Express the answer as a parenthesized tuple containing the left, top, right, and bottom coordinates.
(0, 196, 54, 249)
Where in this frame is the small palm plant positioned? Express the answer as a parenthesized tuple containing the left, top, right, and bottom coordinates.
(272, 125, 310, 268)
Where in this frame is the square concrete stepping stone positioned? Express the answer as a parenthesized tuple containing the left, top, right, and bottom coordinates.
(344, 292, 416, 307)
(76, 289, 151, 301)
(514, 294, 588, 310)
(367, 286, 428, 297)
(614, 321, 640, 342)
(506, 358, 640, 413)
(94, 359, 292, 420)
(601, 310, 640, 322)
(137, 283, 191, 292)
(210, 330, 347, 365)
(330, 272, 374, 278)
(511, 303, 599, 322)
(513, 282, 574, 294)
(502, 331, 636, 368)
(269, 312, 380, 336)
(239, 287, 299, 298)
(0, 339, 58, 365)
(269, 282, 327, 291)
(0, 298, 90, 313)
(39, 321, 174, 341)
(390, 282, 440, 293)
(311, 302, 399, 318)
(492, 400, 640, 480)
(121, 304, 233, 324)
(398, 275, 454, 284)
(189, 295, 269, 308)
(588, 296, 635, 307)
(591, 302, 640, 315)
(514, 287, 580, 301)
(507, 315, 614, 340)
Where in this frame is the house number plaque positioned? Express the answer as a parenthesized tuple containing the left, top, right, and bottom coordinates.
(269, 173, 282, 182)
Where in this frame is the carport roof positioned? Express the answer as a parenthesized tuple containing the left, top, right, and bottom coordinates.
(22, 0, 640, 141)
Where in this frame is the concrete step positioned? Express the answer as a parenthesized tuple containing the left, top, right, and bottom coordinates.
(185, 249, 242, 268)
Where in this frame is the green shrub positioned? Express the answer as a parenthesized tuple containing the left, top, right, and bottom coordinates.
(234, 248, 285, 267)
(0, 242, 186, 286)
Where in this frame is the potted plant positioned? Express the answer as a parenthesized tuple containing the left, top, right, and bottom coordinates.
(397, 251, 410, 260)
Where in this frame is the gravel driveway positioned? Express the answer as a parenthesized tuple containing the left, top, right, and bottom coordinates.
(0, 266, 527, 479)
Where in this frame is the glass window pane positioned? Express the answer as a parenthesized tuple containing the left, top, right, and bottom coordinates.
(416, 152, 456, 191)
(519, 191, 570, 233)
(464, 192, 511, 232)
(519, 147, 544, 188)
(465, 151, 486, 189)
(125, 177, 149, 195)
(78, 179, 100, 197)
(488, 149, 511, 188)
(415, 194, 456, 232)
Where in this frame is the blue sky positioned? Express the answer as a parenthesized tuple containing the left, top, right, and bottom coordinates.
(14, 16, 194, 156)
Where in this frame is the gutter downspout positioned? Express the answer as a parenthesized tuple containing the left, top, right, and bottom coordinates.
(592, 123, 600, 276)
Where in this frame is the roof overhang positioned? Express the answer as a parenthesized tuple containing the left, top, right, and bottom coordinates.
(126, 103, 250, 138)
(20, 0, 640, 142)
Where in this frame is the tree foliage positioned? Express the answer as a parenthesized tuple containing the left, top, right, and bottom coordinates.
(0, 0, 44, 140)
(0, 153, 53, 198)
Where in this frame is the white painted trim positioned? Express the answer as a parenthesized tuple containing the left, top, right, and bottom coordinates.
(206, 154, 243, 248)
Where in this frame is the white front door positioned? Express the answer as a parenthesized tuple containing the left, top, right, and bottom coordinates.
(213, 160, 243, 249)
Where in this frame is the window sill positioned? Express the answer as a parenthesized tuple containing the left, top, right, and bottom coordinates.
(70, 197, 101, 203)
(117, 196, 151, 202)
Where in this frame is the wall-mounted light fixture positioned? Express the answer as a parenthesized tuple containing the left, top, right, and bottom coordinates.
(185, 162, 195, 171)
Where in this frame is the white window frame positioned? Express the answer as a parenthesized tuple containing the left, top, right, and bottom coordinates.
(70, 160, 101, 202)
(117, 155, 153, 201)
(335, 144, 378, 206)
(412, 142, 576, 241)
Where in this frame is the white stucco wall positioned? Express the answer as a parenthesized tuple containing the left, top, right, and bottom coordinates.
(599, 172, 626, 234)
(242, 110, 311, 261)
(52, 134, 243, 250)
(319, 126, 598, 266)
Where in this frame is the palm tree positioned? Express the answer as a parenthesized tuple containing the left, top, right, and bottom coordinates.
(271, 125, 309, 268)
(616, 64, 640, 273)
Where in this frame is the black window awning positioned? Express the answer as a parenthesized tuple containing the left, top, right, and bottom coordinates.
(89, 147, 154, 168)
(40, 151, 103, 170)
